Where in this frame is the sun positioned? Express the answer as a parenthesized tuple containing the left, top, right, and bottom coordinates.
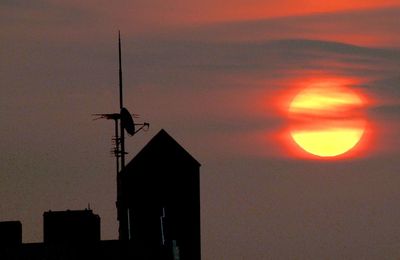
(288, 82, 366, 158)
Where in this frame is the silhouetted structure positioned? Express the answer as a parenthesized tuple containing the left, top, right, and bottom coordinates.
(0, 221, 22, 246)
(94, 31, 149, 241)
(0, 213, 143, 260)
(123, 129, 201, 260)
(0, 129, 201, 259)
(1, 30, 201, 258)
(43, 209, 100, 244)
(0, 221, 22, 259)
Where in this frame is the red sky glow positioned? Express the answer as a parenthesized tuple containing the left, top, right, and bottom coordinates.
(1, 1, 400, 259)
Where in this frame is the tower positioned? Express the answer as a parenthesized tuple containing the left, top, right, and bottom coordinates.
(122, 129, 201, 259)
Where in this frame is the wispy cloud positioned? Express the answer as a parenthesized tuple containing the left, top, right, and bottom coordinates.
(2, 2, 399, 160)
(163, 7, 400, 47)
(126, 37, 400, 91)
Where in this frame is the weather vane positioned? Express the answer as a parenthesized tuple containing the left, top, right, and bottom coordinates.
(93, 31, 149, 240)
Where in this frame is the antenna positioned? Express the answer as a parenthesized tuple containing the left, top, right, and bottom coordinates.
(121, 108, 135, 136)
(94, 31, 149, 241)
(119, 31, 123, 110)
(119, 31, 125, 171)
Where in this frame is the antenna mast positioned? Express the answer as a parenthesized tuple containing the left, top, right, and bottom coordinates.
(93, 31, 149, 241)
(119, 31, 126, 170)
(117, 30, 128, 241)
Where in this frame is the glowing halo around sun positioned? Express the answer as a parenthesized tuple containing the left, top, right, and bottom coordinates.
(288, 81, 366, 158)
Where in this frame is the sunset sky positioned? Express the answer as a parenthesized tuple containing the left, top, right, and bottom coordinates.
(1, 1, 400, 259)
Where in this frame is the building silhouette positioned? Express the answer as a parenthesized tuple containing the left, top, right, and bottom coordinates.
(124, 129, 201, 260)
(0, 221, 22, 246)
(43, 210, 101, 244)
(0, 129, 201, 260)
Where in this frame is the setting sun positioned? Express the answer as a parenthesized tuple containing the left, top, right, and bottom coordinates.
(288, 82, 366, 158)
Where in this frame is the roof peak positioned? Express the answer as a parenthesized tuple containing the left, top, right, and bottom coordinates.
(125, 128, 201, 168)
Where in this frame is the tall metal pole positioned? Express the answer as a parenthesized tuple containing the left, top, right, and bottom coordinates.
(95, 32, 148, 241)
(117, 31, 128, 240)
(119, 31, 125, 169)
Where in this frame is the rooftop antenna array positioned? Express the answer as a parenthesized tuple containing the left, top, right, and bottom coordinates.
(93, 31, 149, 240)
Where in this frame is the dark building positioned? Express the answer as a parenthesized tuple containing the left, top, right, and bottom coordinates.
(0, 212, 144, 260)
(0, 221, 22, 246)
(123, 129, 201, 260)
(0, 221, 22, 259)
(43, 209, 100, 244)
(0, 129, 201, 260)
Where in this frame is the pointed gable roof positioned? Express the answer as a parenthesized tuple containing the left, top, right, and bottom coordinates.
(125, 129, 201, 170)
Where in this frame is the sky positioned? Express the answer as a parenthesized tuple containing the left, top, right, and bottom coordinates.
(1, 0, 400, 259)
